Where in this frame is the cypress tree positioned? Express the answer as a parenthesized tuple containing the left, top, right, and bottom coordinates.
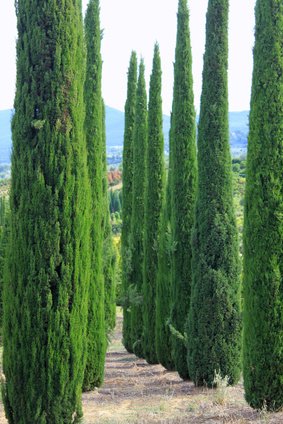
(187, 0, 241, 387)
(102, 101, 116, 334)
(2, 0, 91, 422)
(109, 190, 121, 214)
(143, 44, 165, 364)
(130, 60, 148, 358)
(156, 146, 175, 370)
(83, 0, 106, 391)
(243, 0, 283, 410)
(121, 52, 137, 353)
(170, 0, 197, 380)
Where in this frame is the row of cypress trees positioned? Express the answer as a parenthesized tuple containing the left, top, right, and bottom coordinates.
(3, 0, 282, 419)
(123, 0, 283, 412)
(122, 0, 241, 387)
(121, 44, 165, 363)
(2, 0, 116, 422)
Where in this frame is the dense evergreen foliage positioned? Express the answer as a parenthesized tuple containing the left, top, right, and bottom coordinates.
(130, 60, 148, 358)
(103, 219, 116, 333)
(142, 44, 165, 364)
(121, 52, 138, 353)
(243, 0, 283, 410)
(187, 0, 241, 387)
(0, 196, 9, 339)
(2, 0, 91, 422)
(102, 102, 116, 333)
(109, 190, 122, 214)
(170, 0, 197, 380)
(83, 0, 106, 391)
(156, 148, 175, 370)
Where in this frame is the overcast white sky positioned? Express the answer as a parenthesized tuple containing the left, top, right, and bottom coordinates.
(0, 0, 256, 114)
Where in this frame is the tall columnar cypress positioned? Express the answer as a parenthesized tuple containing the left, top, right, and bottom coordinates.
(2, 0, 91, 422)
(83, 0, 106, 391)
(170, 0, 197, 380)
(156, 142, 175, 370)
(187, 0, 241, 387)
(130, 60, 148, 358)
(142, 44, 165, 364)
(121, 52, 137, 353)
(243, 0, 283, 411)
(102, 101, 116, 333)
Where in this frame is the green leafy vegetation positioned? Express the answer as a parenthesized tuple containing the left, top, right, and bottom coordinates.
(170, 0, 197, 380)
(243, 0, 283, 411)
(232, 158, 246, 254)
(0, 196, 9, 342)
(3, 0, 92, 421)
(142, 44, 165, 364)
(2, 0, 283, 419)
(83, 0, 106, 391)
(187, 0, 242, 388)
(121, 52, 138, 353)
(130, 60, 148, 358)
(109, 189, 122, 214)
(156, 160, 175, 371)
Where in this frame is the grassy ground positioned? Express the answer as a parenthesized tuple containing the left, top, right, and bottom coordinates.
(0, 314, 283, 423)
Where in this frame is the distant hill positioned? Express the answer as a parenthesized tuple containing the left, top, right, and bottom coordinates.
(0, 109, 13, 164)
(105, 107, 124, 147)
(0, 107, 249, 165)
(229, 111, 249, 155)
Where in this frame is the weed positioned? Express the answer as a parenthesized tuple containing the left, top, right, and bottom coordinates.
(212, 370, 229, 406)
(259, 400, 270, 424)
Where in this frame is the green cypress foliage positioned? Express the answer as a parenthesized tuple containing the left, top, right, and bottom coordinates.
(83, 0, 106, 391)
(0, 197, 9, 340)
(170, 0, 197, 380)
(156, 149, 175, 370)
(130, 60, 148, 358)
(102, 102, 116, 334)
(243, 0, 283, 410)
(2, 0, 91, 422)
(187, 0, 241, 387)
(143, 44, 165, 364)
(109, 190, 121, 214)
(103, 212, 117, 334)
(121, 52, 138, 353)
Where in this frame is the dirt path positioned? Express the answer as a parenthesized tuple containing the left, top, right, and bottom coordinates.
(82, 313, 283, 424)
(1, 313, 283, 423)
